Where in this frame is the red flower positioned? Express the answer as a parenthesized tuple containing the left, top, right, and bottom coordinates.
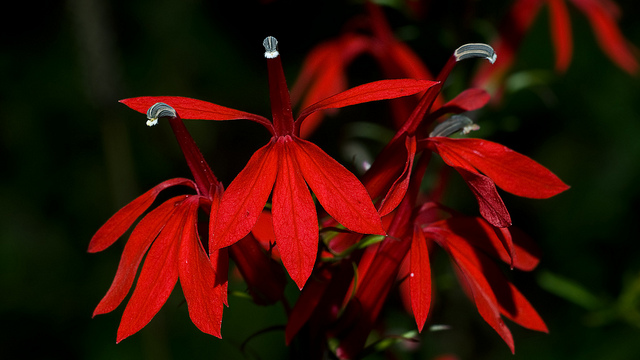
(120, 37, 439, 289)
(474, 0, 638, 93)
(422, 137, 570, 228)
(291, 2, 436, 136)
(89, 109, 227, 342)
(413, 215, 549, 353)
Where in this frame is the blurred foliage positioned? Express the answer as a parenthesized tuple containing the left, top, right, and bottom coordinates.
(1, 0, 639, 359)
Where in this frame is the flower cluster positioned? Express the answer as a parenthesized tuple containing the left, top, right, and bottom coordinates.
(90, 1, 635, 358)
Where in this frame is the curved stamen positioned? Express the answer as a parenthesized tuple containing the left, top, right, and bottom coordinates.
(146, 102, 177, 127)
(429, 114, 480, 137)
(454, 43, 497, 64)
(263, 36, 279, 59)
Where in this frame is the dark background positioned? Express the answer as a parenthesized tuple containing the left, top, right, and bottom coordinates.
(2, 0, 639, 359)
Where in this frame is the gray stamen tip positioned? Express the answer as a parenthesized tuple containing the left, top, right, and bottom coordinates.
(454, 43, 497, 64)
(430, 114, 480, 137)
(263, 36, 279, 59)
(146, 102, 176, 127)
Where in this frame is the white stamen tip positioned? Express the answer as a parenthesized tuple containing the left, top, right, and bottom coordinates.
(146, 102, 176, 127)
(430, 114, 479, 137)
(263, 36, 279, 58)
(454, 43, 497, 64)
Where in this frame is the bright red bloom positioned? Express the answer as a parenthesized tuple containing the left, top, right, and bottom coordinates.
(120, 37, 438, 289)
(291, 2, 436, 136)
(414, 215, 549, 353)
(89, 112, 227, 342)
(422, 137, 570, 228)
(474, 0, 638, 93)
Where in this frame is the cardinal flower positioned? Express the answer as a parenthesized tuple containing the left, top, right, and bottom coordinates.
(120, 36, 439, 289)
(89, 105, 227, 343)
(473, 0, 638, 94)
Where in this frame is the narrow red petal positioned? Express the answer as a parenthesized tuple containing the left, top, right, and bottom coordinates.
(573, 0, 638, 74)
(89, 178, 195, 253)
(116, 198, 189, 343)
(178, 197, 225, 338)
(548, 0, 573, 72)
(93, 196, 185, 316)
(378, 135, 417, 216)
(432, 225, 547, 332)
(429, 137, 570, 199)
(120, 96, 270, 122)
(410, 225, 432, 332)
(296, 79, 439, 126)
(453, 165, 512, 228)
(428, 229, 515, 352)
(285, 266, 332, 344)
(271, 140, 319, 289)
(439, 217, 540, 271)
(292, 138, 385, 235)
(429, 88, 491, 119)
(210, 142, 278, 251)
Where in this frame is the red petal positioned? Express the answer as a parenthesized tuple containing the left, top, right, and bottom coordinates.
(210, 142, 278, 251)
(296, 79, 439, 126)
(250, 210, 281, 261)
(428, 138, 570, 199)
(89, 178, 195, 253)
(119, 96, 272, 128)
(453, 165, 513, 228)
(572, 0, 638, 74)
(410, 225, 432, 332)
(271, 140, 319, 289)
(116, 198, 189, 343)
(428, 229, 515, 353)
(378, 135, 417, 216)
(439, 217, 540, 271)
(292, 138, 385, 235)
(285, 266, 332, 344)
(93, 196, 185, 316)
(178, 196, 225, 338)
(429, 88, 491, 119)
(548, 0, 573, 72)
(229, 234, 286, 305)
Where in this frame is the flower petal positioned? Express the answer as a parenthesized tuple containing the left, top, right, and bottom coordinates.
(429, 88, 491, 120)
(427, 137, 569, 199)
(428, 228, 515, 353)
(178, 196, 225, 338)
(378, 135, 417, 216)
(431, 226, 547, 334)
(120, 96, 272, 128)
(548, 0, 573, 72)
(93, 196, 186, 317)
(271, 140, 319, 289)
(210, 141, 278, 251)
(438, 217, 540, 271)
(89, 178, 195, 253)
(292, 138, 385, 235)
(410, 225, 432, 332)
(572, 0, 638, 74)
(116, 197, 189, 343)
(296, 79, 439, 126)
